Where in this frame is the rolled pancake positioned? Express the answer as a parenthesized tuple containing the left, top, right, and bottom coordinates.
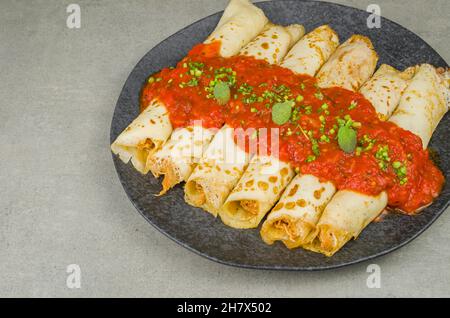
(147, 126, 215, 194)
(390, 64, 449, 148)
(304, 190, 388, 256)
(280, 25, 339, 76)
(205, 0, 268, 57)
(360, 64, 415, 120)
(305, 65, 449, 257)
(148, 21, 302, 194)
(316, 35, 378, 91)
(112, 0, 267, 174)
(220, 155, 295, 229)
(240, 23, 305, 64)
(184, 125, 251, 216)
(261, 174, 336, 248)
(111, 99, 172, 174)
(221, 24, 342, 229)
(259, 64, 414, 250)
(259, 32, 363, 247)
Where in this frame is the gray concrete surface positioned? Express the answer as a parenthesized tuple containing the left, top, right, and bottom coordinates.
(0, 0, 449, 297)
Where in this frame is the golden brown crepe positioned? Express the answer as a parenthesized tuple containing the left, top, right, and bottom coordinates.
(305, 64, 449, 257)
(390, 64, 449, 148)
(261, 174, 336, 248)
(280, 25, 339, 76)
(316, 35, 378, 91)
(112, 0, 268, 175)
(111, 99, 172, 174)
(204, 0, 268, 57)
(148, 20, 304, 194)
(359, 64, 415, 120)
(220, 155, 295, 229)
(303, 190, 388, 256)
(184, 125, 251, 216)
(240, 23, 305, 64)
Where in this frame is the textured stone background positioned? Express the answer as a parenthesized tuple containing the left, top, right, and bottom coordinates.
(1, 0, 449, 297)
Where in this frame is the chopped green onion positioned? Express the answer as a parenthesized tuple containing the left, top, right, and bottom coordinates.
(352, 121, 362, 128)
(348, 101, 358, 110)
(392, 161, 402, 169)
(399, 166, 407, 175)
(306, 155, 316, 163)
(311, 139, 320, 156)
(320, 135, 330, 143)
(314, 91, 324, 100)
(304, 105, 312, 114)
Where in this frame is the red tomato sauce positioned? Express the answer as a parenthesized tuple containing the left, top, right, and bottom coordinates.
(140, 43, 444, 213)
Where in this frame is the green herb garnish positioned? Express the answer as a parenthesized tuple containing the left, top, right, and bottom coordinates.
(337, 123, 357, 153)
(306, 155, 316, 163)
(320, 135, 330, 143)
(392, 161, 402, 169)
(304, 105, 312, 115)
(311, 138, 320, 156)
(213, 81, 230, 105)
(375, 145, 391, 171)
(237, 83, 253, 95)
(348, 100, 358, 110)
(186, 77, 198, 87)
(392, 161, 408, 185)
(272, 100, 294, 125)
(243, 94, 258, 104)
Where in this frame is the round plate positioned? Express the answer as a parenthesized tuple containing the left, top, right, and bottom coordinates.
(110, 0, 449, 270)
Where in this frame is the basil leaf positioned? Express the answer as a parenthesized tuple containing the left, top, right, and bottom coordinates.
(214, 81, 230, 105)
(272, 101, 294, 125)
(338, 125, 357, 153)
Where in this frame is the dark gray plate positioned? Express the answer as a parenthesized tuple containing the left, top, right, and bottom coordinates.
(110, 0, 449, 270)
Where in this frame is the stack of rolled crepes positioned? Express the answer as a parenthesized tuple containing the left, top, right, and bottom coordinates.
(111, 0, 449, 256)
